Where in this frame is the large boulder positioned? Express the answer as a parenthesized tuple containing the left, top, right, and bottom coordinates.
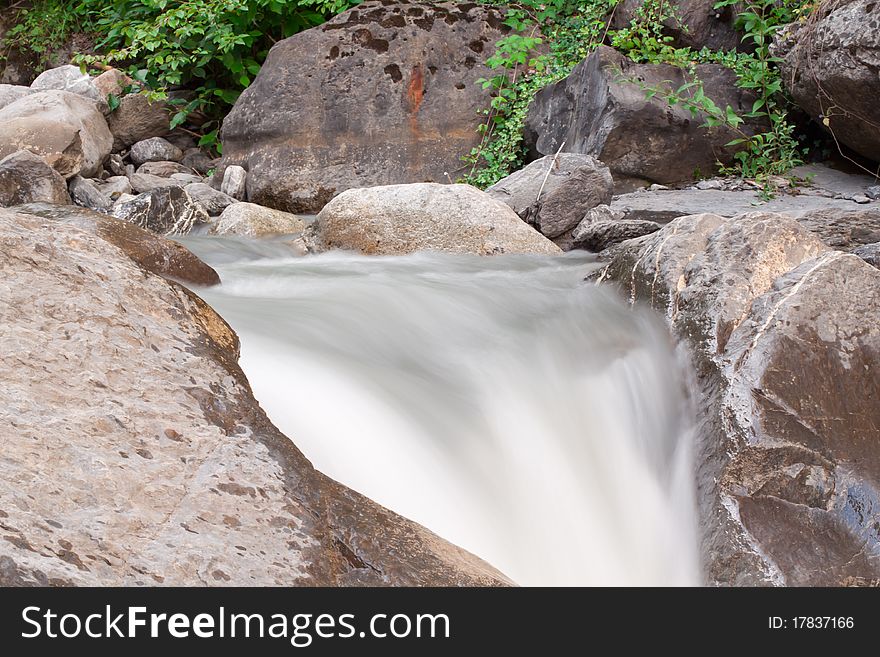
(486, 153, 613, 239)
(0, 84, 33, 110)
(0, 90, 113, 178)
(523, 46, 760, 186)
(0, 207, 511, 586)
(0, 150, 70, 206)
(111, 186, 210, 236)
(595, 212, 880, 585)
(209, 202, 306, 237)
(776, 0, 880, 162)
(610, 0, 743, 51)
(219, 0, 509, 213)
(309, 183, 561, 256)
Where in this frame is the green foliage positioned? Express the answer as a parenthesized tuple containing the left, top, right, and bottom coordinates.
(466, 0, 818, 194)
(3, 0, 360, 146)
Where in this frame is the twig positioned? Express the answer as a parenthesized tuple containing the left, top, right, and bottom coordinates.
(536, 140, 565, 203)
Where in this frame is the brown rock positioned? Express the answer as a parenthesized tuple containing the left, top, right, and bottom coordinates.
(0, 150, 70, 206)
(595, 212, 880, 586)
(0, 207, 511, 586)
(219, 1, 509, 212)
(106, 93, 171, 151)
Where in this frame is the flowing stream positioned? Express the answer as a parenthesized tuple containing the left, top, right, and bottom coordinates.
(179, 236, 700, 586)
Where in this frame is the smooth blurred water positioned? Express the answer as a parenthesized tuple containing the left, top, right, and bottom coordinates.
(179, 236, 700, 586)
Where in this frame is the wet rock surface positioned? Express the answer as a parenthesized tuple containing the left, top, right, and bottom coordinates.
(0, 207, 512, 586)
(595, 212, 880, 585)
(111, 186, 210, 235)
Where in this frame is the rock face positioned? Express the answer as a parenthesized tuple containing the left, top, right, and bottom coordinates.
(595, 212, 880, 585)
(0, 84, 33, 110)
(776, 0, 880, 162)
(571, 218, 661, 251)
(106, 94, 171, 151)
(486, 153, 613, 239)
(0, 150, 71, 206)
(210, 202, 306, 237)
(0, 207, 511, 586)
(610, 0, 743, 51)
(111, 186, 210, 236)
(795, 207, 880, 250)
(854, 242, 880, 268)
(0, 90, 113, 178)
(523, 46, 759, 186)
(219, 0, 509, 213)
(310, 183, 561, 256)
(14, 203, 220, 288)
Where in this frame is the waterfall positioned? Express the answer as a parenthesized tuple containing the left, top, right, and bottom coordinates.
(180, 236, 700, 586)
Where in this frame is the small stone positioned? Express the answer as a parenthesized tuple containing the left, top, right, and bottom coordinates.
(851, 195, 871, 204)
(128, 172, 180, 194)
(866, 185, 880, 200)
(695, 180, 724, 190)
(210, 202, 306, 237)
(93, 176, 132, 200)
(129, 137, 183, 166)
(185, 183, 237, 216)
(220, 165, 247, 200)
(69, 175, 112, 210)
(137, 161, 189, 177)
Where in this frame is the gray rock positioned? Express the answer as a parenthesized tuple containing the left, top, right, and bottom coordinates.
(795, 207, 880, 250)
(0, 84, 33, 111)
(107, 153, 126, 176)
(867, 185, 880, 200)
(210, 202, 307, 237)
(180, 148, 215, 175)
(185, 183, 237, 216)
(111, 186, 210, 235)
(311, 183, 561, 256)
(0, 90, 113, 178)
(609, 186, 877, 226)
(572, 219, 661, 251)
(594, 212, 880, 586)
(776, 1, 880, 162)
(169, 173, 203, 186)
(112, 193, 136, 206)
(128, 172, 181, 194)
(93, 175, 132, 200)
(130, 137, 183, 166)
(30, 65, 102, 105)
(69, 175, 112, 210)
(219, 164, 247, 200)
(219, 1, 511, 213)
(486, 153, 613, 238)
(0, 207, 511, 586)
(853, 242, 880, 268)
(137, 161, 190, 177)
(106, 93, 171, 151)
(524, 46, 762, 185)
(0, 150, 70, 206)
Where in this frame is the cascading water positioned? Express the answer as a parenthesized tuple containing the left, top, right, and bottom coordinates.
(179, 236, 700, 586)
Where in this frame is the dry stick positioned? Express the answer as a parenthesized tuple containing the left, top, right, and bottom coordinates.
(535, 140, 566, 203)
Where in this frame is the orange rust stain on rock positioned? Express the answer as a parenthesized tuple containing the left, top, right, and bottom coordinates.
(406, 64, 425, 116)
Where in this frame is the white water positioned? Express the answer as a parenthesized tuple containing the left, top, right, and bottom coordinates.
(180, 236, 700, 586)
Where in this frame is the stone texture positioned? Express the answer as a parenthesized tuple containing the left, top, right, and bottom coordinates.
(523, 46, 761, 186)
(219, 0, 509, 212)
(30, 65, 102, 105)
(106, 94, 171, 151)
(853, 242, 880, 268)
(14, 203, 220, 288)
(92, 68, 132, 99)
(486, 153, 613, 238)
(594, 212, 880, 586)
(794, 207, 880, 250)
(186, 183, 237, 216)
(0, 207, 511, 586)
(776, 0, 880, 162)
(209, 202, 307, 237)
(220, 164, 247, 200)
(0, 150, 70, 207)
(111, 186, 210, 236)
(0, 84, 33, 110)
(93, 176, 133, 201)
(130, 137, 184, 166)
(137, 161, 191, 177)
(571, 218, 661, 252)
(180, 148, 215, 175)
(309, 183, 561, 256)
(0, 90, 113, 178)
(609, 186, 879, 227)
(68, 175, 111, 210)
(129, 172, 182, 194)
(610, 0, 743, 51)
